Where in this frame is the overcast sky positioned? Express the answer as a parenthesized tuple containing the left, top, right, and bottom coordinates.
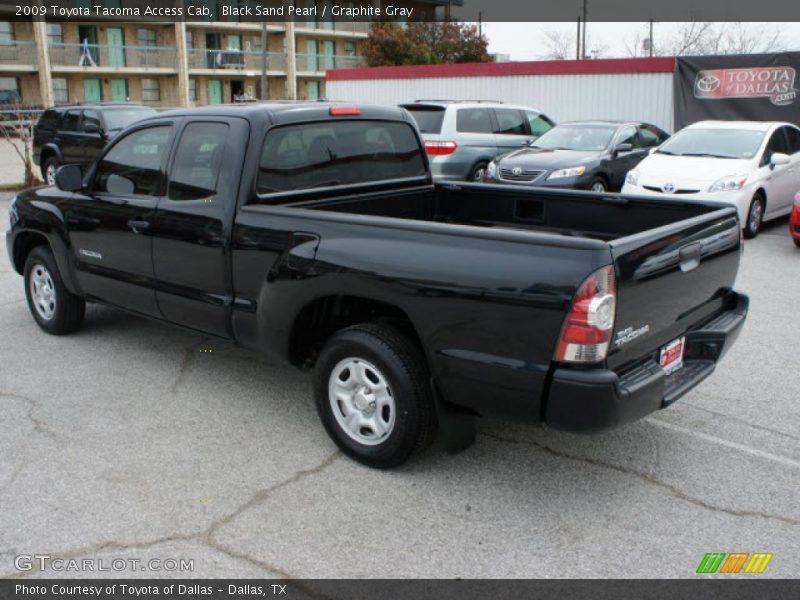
(484, 22, 800, 60)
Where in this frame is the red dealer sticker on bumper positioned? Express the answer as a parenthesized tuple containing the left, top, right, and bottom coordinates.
(659, 337, 686, 375)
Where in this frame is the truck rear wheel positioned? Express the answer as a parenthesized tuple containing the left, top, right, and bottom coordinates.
(313, 323, 437, 468)
(23, 246, 85, 335)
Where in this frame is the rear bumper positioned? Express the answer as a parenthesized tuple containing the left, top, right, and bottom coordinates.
(545, 291, 749, 433)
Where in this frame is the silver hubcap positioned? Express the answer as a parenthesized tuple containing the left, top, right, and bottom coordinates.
(328, 357, 395, 446)
(592, 181, 606, 192)
(29, 263, 57, 321)
(473, 168, 485, 181)
(749, 199, 763, 232)
(46, 165, 57, 185)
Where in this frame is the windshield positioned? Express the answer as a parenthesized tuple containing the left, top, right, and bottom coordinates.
(102, 108, 158, 132)
(531, 124, 616, 151)
(657, 128, 765, 159)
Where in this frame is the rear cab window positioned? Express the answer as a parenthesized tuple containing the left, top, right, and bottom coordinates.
(256, 120, 426, 196)
(402, 105, 445, 134)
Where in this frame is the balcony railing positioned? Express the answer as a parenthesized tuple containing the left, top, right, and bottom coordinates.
(187, 49, 288, 72)
(296, 53, 365, 72)
(48, 43, 178, 69)
(0, 41, 38, 67)
(296, 21, 371, 35)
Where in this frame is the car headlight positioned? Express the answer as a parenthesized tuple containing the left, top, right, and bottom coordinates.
(708, 174, 748, 193)
(625, 169, 640, 187)
(547, 166, 586, 180)
(485, 160, 497, 179)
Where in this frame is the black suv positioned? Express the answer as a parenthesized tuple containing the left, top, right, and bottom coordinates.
(33, 103, 157, 185)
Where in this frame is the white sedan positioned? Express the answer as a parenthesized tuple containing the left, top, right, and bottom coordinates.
(623, 120, 800, 238)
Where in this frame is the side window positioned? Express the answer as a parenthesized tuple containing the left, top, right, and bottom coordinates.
(526, 111, 553, 137)
(61, 110, 81, 132)
(168, 122, 229, 201)
(257, 120, 426, 195)
(761, 129, 790, 166)
(94, 126, 171, 197)
(493, 109, 526, 135)
(616, 125, 640, 148)
(783, 126, 800, 155)
(37, 109, 60, 131)
(82, 109, 101, 132)
(638, 125, 666, 147)
(455, 108, 492, 134)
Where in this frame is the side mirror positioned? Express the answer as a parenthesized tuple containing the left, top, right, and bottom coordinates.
(614, 143, 633, 156)
(55, 164, 83, 192)
(770, 152, 790, 168)
(83, 122, 101, 134)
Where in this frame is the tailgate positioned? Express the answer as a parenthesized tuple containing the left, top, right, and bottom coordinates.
(606, 207, 741, 371)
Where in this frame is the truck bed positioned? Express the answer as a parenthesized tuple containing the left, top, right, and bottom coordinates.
(287, 181, 722, 242)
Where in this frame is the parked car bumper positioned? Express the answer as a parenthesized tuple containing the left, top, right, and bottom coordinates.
(622, 183, 750, 227)
(545, 291, 749, 433)
(484, 172, 599, 190)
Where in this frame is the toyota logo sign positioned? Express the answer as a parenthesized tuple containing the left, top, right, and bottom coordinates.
(662, 183, 676, 194)
(696, 75, 721, 93)
(512, 167, 523, 176)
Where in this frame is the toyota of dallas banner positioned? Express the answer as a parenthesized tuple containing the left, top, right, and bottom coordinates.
(674, 52, 800, 130)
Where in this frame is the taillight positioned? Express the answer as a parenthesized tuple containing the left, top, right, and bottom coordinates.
(554, 265, 617, 363)
(424, 141, 458, 156)
(330, 106, 360, 116)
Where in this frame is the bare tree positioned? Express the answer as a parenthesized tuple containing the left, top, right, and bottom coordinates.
(541, 29, 573, 60)
(541, 28, 609, 60)
(625, 22, 786, 57)
(0, 103, 39, 187)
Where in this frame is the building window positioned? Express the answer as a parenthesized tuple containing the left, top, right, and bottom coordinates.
(52, 78, 69, 104)
(189, 78, 197, 102)
(138, 29, 157, 47)
(0, 77, 20, 102)
(344, 42, 356, 57)
(0, 22, 14, 45)
(142, 78, 160, 102)
(186, 31, 194, 49)
(47, 23, 63, 44)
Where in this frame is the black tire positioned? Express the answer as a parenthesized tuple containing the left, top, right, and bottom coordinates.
(42, 156, 60, 186)
(313, 323, 437, 469)
(23, 245, 85, 335)
(743, 192, 765, 239)
(468, 161, 488, 182)
(589, 177, 608, 193)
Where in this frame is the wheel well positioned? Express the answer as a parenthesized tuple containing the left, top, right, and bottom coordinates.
(289, 295, 422, 368)
(12, 232, 50, 274)
(40, 147, 55, 165)
(755, 188, 767, 211)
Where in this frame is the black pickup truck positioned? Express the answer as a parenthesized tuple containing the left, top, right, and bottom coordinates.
(6, 103, 748, 468)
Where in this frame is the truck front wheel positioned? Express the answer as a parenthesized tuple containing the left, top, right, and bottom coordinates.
(313, 324, 437, 468)
(23, 246, 85, 335)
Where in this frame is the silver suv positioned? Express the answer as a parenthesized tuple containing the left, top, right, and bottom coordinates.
(401, 100, 555, 181)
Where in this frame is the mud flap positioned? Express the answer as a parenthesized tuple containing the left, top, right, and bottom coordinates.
(431, 380, 476, 454)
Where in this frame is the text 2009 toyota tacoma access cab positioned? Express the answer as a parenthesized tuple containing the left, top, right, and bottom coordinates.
(6, 103, 748, 468)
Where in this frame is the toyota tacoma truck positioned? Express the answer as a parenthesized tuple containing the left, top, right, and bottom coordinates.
(6, 103, 748, 468)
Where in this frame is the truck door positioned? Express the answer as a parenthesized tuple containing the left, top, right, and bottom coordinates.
(151, 117, 247, 338)
(66, 123, 175, 316)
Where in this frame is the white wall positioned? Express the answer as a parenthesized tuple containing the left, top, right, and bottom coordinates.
(328, 72, 675, 131)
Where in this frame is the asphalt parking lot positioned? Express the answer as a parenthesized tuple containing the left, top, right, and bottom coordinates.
(1, 191, 798, 579)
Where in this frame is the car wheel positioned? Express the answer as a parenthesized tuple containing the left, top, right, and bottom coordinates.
(743, 193, 765, 239)
(589, 177, 608, 193)
(313, 323, 437, 469)
(43, 157, 60, 186)
(468, 162, 488, 182)
(24, 246, 85, 335)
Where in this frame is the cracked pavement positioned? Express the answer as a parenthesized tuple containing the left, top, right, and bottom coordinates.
(1, 193, 799, 578)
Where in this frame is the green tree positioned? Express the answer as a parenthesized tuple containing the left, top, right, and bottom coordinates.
(363, 21, 491, 67)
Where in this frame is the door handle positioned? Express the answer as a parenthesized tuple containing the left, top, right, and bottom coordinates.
(127, 219, 150, 234)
